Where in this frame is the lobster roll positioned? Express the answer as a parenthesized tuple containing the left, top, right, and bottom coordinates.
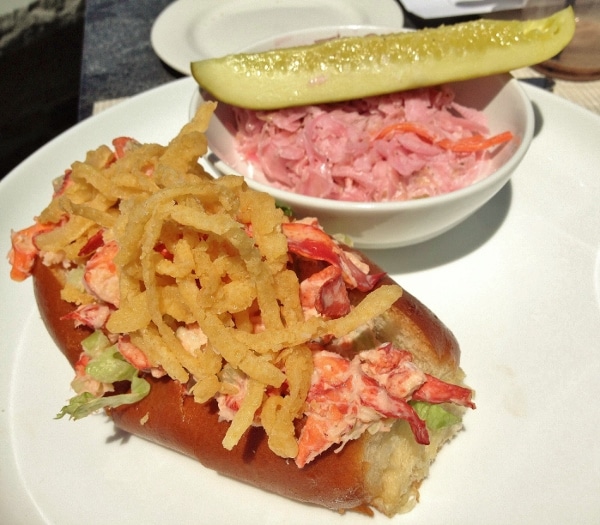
(9, 103, 475, 517)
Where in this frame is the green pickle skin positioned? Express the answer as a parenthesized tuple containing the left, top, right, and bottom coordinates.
(192, 8, 575, 109)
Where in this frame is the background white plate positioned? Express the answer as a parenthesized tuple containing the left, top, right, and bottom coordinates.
(1, 77, 599, 524)
(150, 0, 405, 74)
(399, 0, 528, 19)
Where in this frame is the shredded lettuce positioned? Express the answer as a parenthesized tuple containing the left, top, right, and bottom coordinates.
(64, 267, 86, 292)
(85, 346, 139, 383)
(332, 232, 354, 247)
(56, 375, 150, 420)
(56, 337, 150, 420)
(81, 330, 112, 358)
(275, 202, 293, 217)
(410, 401, 461, 431)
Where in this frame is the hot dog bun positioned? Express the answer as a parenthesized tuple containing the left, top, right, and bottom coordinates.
(32, 252, 469, 516)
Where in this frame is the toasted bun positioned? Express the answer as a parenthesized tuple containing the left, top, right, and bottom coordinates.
(32, 253, 467, 516)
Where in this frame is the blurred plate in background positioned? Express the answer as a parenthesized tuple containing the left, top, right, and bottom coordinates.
(151, 0, 405, 74)
(399, 0, 528, 19)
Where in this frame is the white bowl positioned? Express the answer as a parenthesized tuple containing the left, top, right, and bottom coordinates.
(191, 27, 535, 249)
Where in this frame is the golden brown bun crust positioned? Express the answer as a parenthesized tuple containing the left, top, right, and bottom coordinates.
(109, 376, 369, 511)
(354, 250, 461, 376)
(32, 249, 462, 513)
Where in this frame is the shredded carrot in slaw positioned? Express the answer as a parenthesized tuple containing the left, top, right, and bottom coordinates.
(373, 122, 438, 143)
(436, 131, 514, 152)
(374, 122, 514, 153)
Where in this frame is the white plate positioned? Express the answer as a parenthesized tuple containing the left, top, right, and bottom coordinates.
(1, 77, 599, 524)
(150, 0, 405, 74)
(399, 0, 528, 19)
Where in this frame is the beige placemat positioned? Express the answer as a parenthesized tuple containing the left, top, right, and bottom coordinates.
(93, 73, 600, 116)
(512, 67, 600, 115)
(92, 97, 130, 115)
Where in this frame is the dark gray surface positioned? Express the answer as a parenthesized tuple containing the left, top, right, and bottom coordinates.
(0, 0, 84, 177)
(78, 0, 182, 120)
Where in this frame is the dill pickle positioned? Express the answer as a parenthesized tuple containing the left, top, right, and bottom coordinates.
(191, 8, 575, 110)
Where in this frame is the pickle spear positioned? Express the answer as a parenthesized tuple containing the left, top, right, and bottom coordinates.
(191, 8, 574, 110)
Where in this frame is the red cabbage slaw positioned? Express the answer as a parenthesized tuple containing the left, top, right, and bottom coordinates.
(232, 86, 513, 202)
